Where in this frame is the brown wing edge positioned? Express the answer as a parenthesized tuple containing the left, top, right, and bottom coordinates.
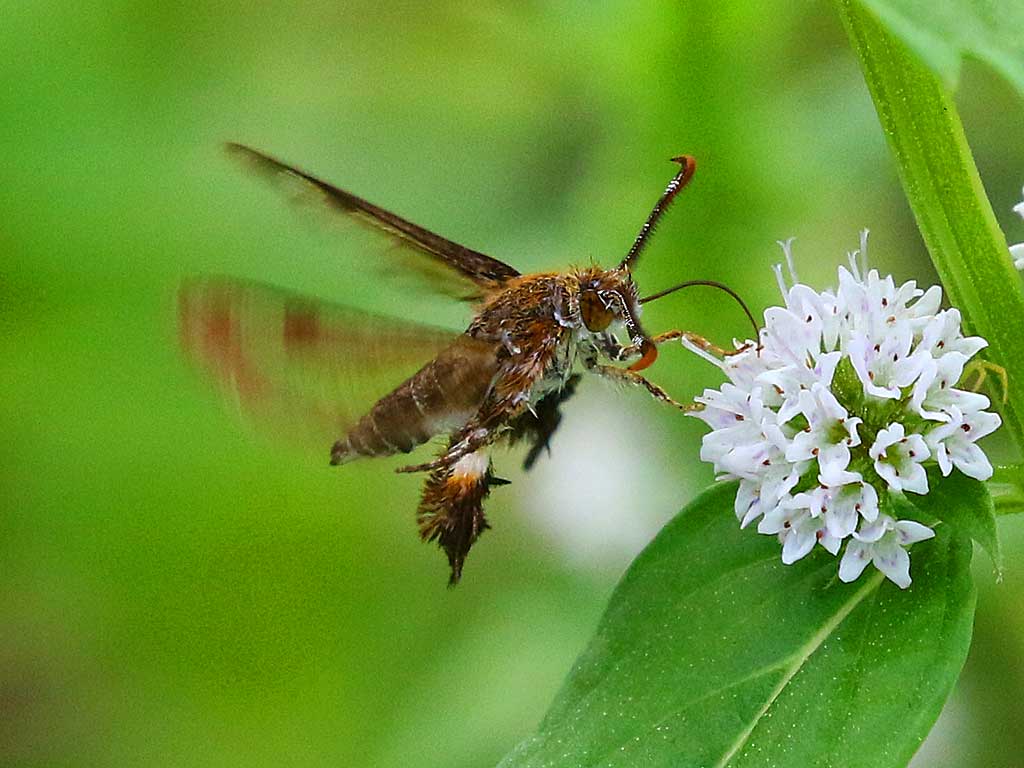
(225, 143, 522, 289)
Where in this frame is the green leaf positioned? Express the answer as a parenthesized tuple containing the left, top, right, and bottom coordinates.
(500, 483, 975, 768)
(901, 470, 1003, 577)
(837, 0, 1024, 452)
(990, 464, 1024, 516)
(857, 0, 1024, 96)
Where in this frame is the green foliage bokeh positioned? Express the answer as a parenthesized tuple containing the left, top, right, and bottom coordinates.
(2, 2, 1023, 766)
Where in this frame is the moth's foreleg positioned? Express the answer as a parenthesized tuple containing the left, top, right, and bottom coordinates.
(679, 330, 760, 359)
(416, 449, 501, 585)
(394, 426, 492, 474)
(615, 329, 748, 364)
(590, 363, 700, 412)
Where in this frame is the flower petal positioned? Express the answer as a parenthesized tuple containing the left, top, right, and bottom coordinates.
(839, 540, 872, 582)
(872, 541, 913, 589)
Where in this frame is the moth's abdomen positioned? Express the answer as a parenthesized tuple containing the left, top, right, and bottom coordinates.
(330, 335, 498, 464)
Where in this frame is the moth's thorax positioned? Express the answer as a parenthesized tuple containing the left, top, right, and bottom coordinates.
(469, 267, 641, 337)
(467, 272, 579, 342)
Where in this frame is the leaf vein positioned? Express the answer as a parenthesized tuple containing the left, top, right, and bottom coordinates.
(711, 571, 885, 768)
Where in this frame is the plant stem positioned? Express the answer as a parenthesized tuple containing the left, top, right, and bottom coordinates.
(837, 0, 1024, 453)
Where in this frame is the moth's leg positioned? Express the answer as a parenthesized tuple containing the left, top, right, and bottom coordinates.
(589, 362, 700, 412)
(398, 368, 540, 475)
(507, 374, 581, 470)
(400, 339, 560, 475)
(679, 330, 757, 358)
(394, 426, 492, 474)
(417, 448, 501, 585)
(961, 359, 1009, 403)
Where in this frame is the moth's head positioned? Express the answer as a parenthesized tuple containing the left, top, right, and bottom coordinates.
(578, 268, 658, 371)
(568, 156, 699, 372)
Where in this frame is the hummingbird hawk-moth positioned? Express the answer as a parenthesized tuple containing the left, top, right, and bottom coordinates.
(179, 144, 756, 584)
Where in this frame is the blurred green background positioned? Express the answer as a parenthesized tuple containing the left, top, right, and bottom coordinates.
(3, 1, 1023, 766)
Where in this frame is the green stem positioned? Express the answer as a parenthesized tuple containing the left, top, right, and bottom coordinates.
(837, 0, 1024, 453)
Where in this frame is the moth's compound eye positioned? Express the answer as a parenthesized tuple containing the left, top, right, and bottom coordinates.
(581, 289, 614, 331)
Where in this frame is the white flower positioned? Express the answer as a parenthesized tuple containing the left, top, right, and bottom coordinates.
(838, 516, 935, 588)
(869, 423, 930, 495)
(1012, 187, 1024, 270)
(784, 383, 862, 481)
(1011, 243, 1024, 270)
(687, 233, 1002, 588)
(925, 406, 1002, 480)
(758, 501, 840, 564)
(910, 351, 990, 422)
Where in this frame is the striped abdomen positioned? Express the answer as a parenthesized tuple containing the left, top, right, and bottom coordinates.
(330, 335, 498, 464)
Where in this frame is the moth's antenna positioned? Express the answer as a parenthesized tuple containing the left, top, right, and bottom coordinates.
(619, 155, 697, 271)
(640, 279, 760, 340)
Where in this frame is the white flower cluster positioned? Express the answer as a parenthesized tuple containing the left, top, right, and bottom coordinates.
(687, 234, 1001, 588)
(1012, 187, 1024, 270)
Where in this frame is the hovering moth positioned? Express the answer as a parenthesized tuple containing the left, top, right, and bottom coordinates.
(179, 144, 757, 584)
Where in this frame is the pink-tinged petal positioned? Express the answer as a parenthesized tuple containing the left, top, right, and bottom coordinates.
(734, 480, 760, 524)
(839, 541, 872, 582)
(949, 441, 994, 481)
(895, 520, 935, 545)
(740, 504, 764, 529)
(872, 541, 913, 589)
(941, 388, 991, 415)
(825, 499, 858, 539)
(764, 306, 822, 362)
(813, 351, 843, 386)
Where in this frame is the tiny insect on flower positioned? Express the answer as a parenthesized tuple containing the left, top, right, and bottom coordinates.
(686, 232, 1002, 588)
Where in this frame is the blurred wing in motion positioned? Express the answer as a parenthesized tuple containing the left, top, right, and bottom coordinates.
(226, 143, 521, 301)
(178, 277, 461, 452)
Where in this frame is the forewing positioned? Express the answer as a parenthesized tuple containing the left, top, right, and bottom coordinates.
(226, 143, 521, 300)
(178, 277, 459, 452)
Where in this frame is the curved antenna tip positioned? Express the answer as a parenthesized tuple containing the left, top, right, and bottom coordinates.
(619, 155, 699, 271)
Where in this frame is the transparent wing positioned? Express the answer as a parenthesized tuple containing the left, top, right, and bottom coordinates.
(226, 143, 521, 301)
(178, 276, 460, 453)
